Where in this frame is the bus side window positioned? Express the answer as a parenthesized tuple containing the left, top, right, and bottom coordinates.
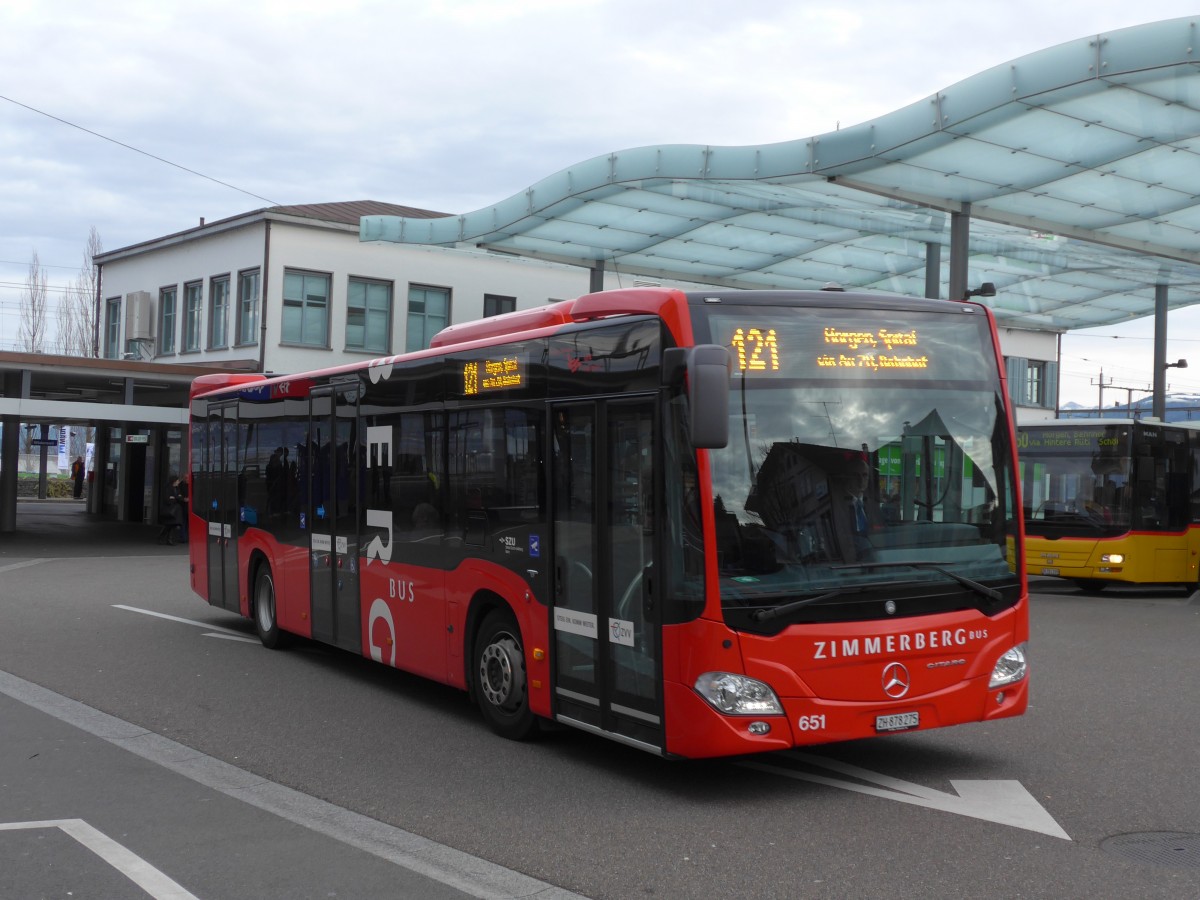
(1192, 447, 1200, 523)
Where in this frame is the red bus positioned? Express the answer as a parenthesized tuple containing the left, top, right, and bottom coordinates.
(187, 287, 1028, 759)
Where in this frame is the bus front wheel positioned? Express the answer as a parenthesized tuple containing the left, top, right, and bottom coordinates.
(474, 610, 537, 740)
(253, 564, 286, 649)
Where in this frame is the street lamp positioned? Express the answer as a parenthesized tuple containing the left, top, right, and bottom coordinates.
(1153, 359, 1188, 419)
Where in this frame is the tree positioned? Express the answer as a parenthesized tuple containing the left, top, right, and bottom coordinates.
(19, 251, 48, 353)
(58, 227, 102, 357)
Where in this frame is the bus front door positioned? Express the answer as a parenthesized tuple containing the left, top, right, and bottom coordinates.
(551, 399, 663, 752)
(308, 384, 361, 653)
(205, 401, 240, 612)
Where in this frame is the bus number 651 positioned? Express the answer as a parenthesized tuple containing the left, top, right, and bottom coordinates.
(797, 714, 826, 731)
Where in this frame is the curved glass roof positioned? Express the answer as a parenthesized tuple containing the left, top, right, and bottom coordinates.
(362, 16, 1200, 332)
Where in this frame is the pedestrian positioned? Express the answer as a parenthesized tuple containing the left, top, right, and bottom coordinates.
(157, 475, 182, 545)
(70, 456, 85, 498)
(177, 475, 190, 540)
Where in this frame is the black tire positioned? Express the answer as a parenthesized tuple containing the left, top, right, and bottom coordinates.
(474, 610, 537, 740)
(253, 564, 286, 649)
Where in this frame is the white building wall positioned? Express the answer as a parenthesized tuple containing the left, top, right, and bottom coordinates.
(99, 215, 633, 377)
(99, 222, 267, 366)
(997, 326, 1057, 364)
(261, 225, 616, 374)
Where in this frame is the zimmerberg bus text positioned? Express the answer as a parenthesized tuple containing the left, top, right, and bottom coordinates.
(813, 627, 990, 659)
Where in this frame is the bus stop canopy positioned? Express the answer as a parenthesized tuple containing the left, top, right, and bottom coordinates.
(362, 16, 1200, 334)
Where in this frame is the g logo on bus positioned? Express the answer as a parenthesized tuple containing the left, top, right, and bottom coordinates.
(882, 662, 910, 699)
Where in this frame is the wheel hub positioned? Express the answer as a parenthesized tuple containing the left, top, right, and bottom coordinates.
(480, 637, 524, 709)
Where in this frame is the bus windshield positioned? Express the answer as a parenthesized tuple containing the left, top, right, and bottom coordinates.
(1019, 423, 1134, 537)
(700, 304, 1019, 623)
(1019, 421, 1197, 537)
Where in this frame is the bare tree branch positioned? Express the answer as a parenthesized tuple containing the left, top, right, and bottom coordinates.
(19, 251, 48, 353)
(58, 227, 103, 357)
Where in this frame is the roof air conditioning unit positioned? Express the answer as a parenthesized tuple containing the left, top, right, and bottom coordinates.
(124, 291, 155, 343)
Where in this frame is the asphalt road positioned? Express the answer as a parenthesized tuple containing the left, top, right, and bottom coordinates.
(2, 522, 1200, 898)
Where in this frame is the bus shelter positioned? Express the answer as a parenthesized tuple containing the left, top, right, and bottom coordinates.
(0, 353, 218, 535)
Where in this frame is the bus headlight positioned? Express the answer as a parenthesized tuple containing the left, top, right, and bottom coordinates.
(1101, 553, 1124, 564)
(694, 672, 783, 716)
(989, 643, 1028, 689)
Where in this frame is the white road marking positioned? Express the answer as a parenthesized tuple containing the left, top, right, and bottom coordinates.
(203, 632, 260, 644)
(739, 751, 1071, 840)
(0, 558, 50, 574)
(0, 670, 586, 900)
(0, 819, 200, 899)
(112, 605, 254, 641)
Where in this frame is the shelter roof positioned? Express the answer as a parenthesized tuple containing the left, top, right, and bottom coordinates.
(362, 17, 1200, 333)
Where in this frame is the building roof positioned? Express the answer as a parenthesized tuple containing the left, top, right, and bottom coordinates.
(268, 200, 449, 227)
(361, 16, 1200, 334)
(96, 200, 449, 263)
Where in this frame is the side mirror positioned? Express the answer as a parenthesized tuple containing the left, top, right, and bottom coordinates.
(688, 345, 731, 449)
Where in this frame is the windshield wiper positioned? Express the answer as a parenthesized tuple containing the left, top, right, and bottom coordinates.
(749, 588, 847, 623)
(837, 560, 1003, 602)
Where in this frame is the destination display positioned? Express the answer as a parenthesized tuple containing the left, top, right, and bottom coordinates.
(816, 326, 927, 371)
(705, 308, 988, 381)
(463, 354, 525, 395)
(1017, 426, 1129, 456)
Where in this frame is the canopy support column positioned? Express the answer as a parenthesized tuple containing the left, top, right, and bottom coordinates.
(924, 242, 941, 299)
(0, 370, 31, 534)
(1152, 284, 1169, 420)
(948, 204, 970, 303)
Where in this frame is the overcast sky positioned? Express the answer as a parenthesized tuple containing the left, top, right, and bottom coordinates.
(2, 1, 1198, 404)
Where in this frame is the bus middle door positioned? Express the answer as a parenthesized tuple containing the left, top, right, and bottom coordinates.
(551, 398, 663, 753)
(308, 383, 362, 653)
(205, 400, 240, 612)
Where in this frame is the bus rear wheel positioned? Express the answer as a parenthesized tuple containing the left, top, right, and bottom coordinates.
(474, 610, 537, 740)
(253, 564, 286, 649)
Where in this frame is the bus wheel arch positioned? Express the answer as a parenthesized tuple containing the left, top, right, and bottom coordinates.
(469, 596, 538, 740)
(250, 553, 286, 649)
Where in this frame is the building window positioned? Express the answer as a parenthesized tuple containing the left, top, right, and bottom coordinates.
(159, 287, 177, 355)
(282, 269, 330, 346)
(209, 275, 230, 349)
(1005, 356, 1059, 410)
(406, 285, 449, 352)
(237, 269, 260, 346)
(183, 281, 203, 352)
(1025, 361, 1044, 406)
(346, 278, 392, 353)
(103, 297, 121, 359)
(484, 294, 516, 317)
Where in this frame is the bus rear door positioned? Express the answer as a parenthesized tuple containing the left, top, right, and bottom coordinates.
(551, 398, 663, 752)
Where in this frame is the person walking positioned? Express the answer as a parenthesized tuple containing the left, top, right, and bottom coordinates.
(70, 456, 85, 499)
(157, 475, 182, 545)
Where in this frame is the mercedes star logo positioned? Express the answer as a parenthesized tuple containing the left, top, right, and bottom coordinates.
(882, 662, 910, 699)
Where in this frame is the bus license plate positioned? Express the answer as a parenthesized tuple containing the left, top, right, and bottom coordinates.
(1040, 567, 1060, 576)
(876, 711, 919, 732)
